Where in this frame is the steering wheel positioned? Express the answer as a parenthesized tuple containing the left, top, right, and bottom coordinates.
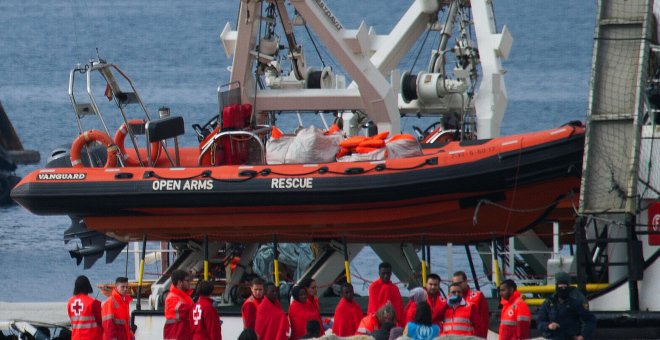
(412, 121, 443, 141)
(193, 115, 220, 142)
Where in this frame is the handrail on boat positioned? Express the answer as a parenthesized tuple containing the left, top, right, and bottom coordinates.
(197, 125, 271, 166)
(68, 60, 155, 168)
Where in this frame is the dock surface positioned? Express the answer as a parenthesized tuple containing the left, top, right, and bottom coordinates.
(0, 302, 68, 325)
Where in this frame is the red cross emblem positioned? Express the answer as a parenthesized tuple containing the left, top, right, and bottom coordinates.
(192, 304, 202, 325)
(71, 299, 84, 316)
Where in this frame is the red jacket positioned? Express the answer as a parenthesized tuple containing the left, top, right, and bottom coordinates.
(67, 294, 103, 340)
(428, 294, 447, 327)
(404, 300, 416, 325)
(465, 287, 490, 338)
(192, 296, 222, 340)
(441, 300, 479, 337)
(332, 298, 363, 336)
(241, 295, 262, 329)
(356, 313, 379, 335)
(164, 286, 194, 340)
(498, 291, 531, 340)
(289, 299, 322, 340)
(255, 298, 289, 340)
(367, 278, 404, 326)
(102, 289, 133, 340)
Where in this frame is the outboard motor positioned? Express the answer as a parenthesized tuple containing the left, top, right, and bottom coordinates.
(46, 144, 108, 168)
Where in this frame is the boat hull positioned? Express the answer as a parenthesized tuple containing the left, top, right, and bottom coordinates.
(11, 126, 585, 243)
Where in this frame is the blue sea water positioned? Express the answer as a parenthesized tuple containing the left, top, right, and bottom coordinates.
(0, 0, 596, 302)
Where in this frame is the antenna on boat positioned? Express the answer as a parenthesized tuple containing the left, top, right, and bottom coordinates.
(95, 48, 106, 64)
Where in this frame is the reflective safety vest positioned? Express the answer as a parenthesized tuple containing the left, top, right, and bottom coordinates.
(102, 289, 133, 340)
(498, 291, 531, 340)
(164, 286, 194, 340)
(67, 294, 103, 340)
(441, 302, 476, 336)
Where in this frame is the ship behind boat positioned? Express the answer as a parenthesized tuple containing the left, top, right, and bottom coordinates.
(8, 0, 660, 338)
(0, 100, 40, 205)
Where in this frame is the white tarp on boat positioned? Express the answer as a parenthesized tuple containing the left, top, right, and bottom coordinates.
(266, 127, 342, 164)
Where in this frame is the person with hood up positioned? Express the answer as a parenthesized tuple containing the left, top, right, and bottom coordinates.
(537, 274, 596, 340)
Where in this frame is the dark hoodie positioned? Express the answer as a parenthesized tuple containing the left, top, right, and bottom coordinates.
(536, 274, 596, 339)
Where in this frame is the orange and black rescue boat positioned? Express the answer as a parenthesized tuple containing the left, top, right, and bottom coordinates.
(11, 121, 584, 244)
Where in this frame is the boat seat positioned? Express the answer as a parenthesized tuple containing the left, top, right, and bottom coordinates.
(146, 116, 185, 166)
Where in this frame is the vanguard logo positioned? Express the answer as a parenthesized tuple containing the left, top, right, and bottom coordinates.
(37, 173, 86, 180)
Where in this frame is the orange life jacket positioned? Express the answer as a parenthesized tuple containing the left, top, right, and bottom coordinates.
(67, 294, 103, 340)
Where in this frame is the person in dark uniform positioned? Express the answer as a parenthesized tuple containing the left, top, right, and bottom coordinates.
(536, 275, 596, 340)
(554, 272, 589, 308)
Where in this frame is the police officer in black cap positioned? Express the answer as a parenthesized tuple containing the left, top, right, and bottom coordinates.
(537, 273, 596, 339)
